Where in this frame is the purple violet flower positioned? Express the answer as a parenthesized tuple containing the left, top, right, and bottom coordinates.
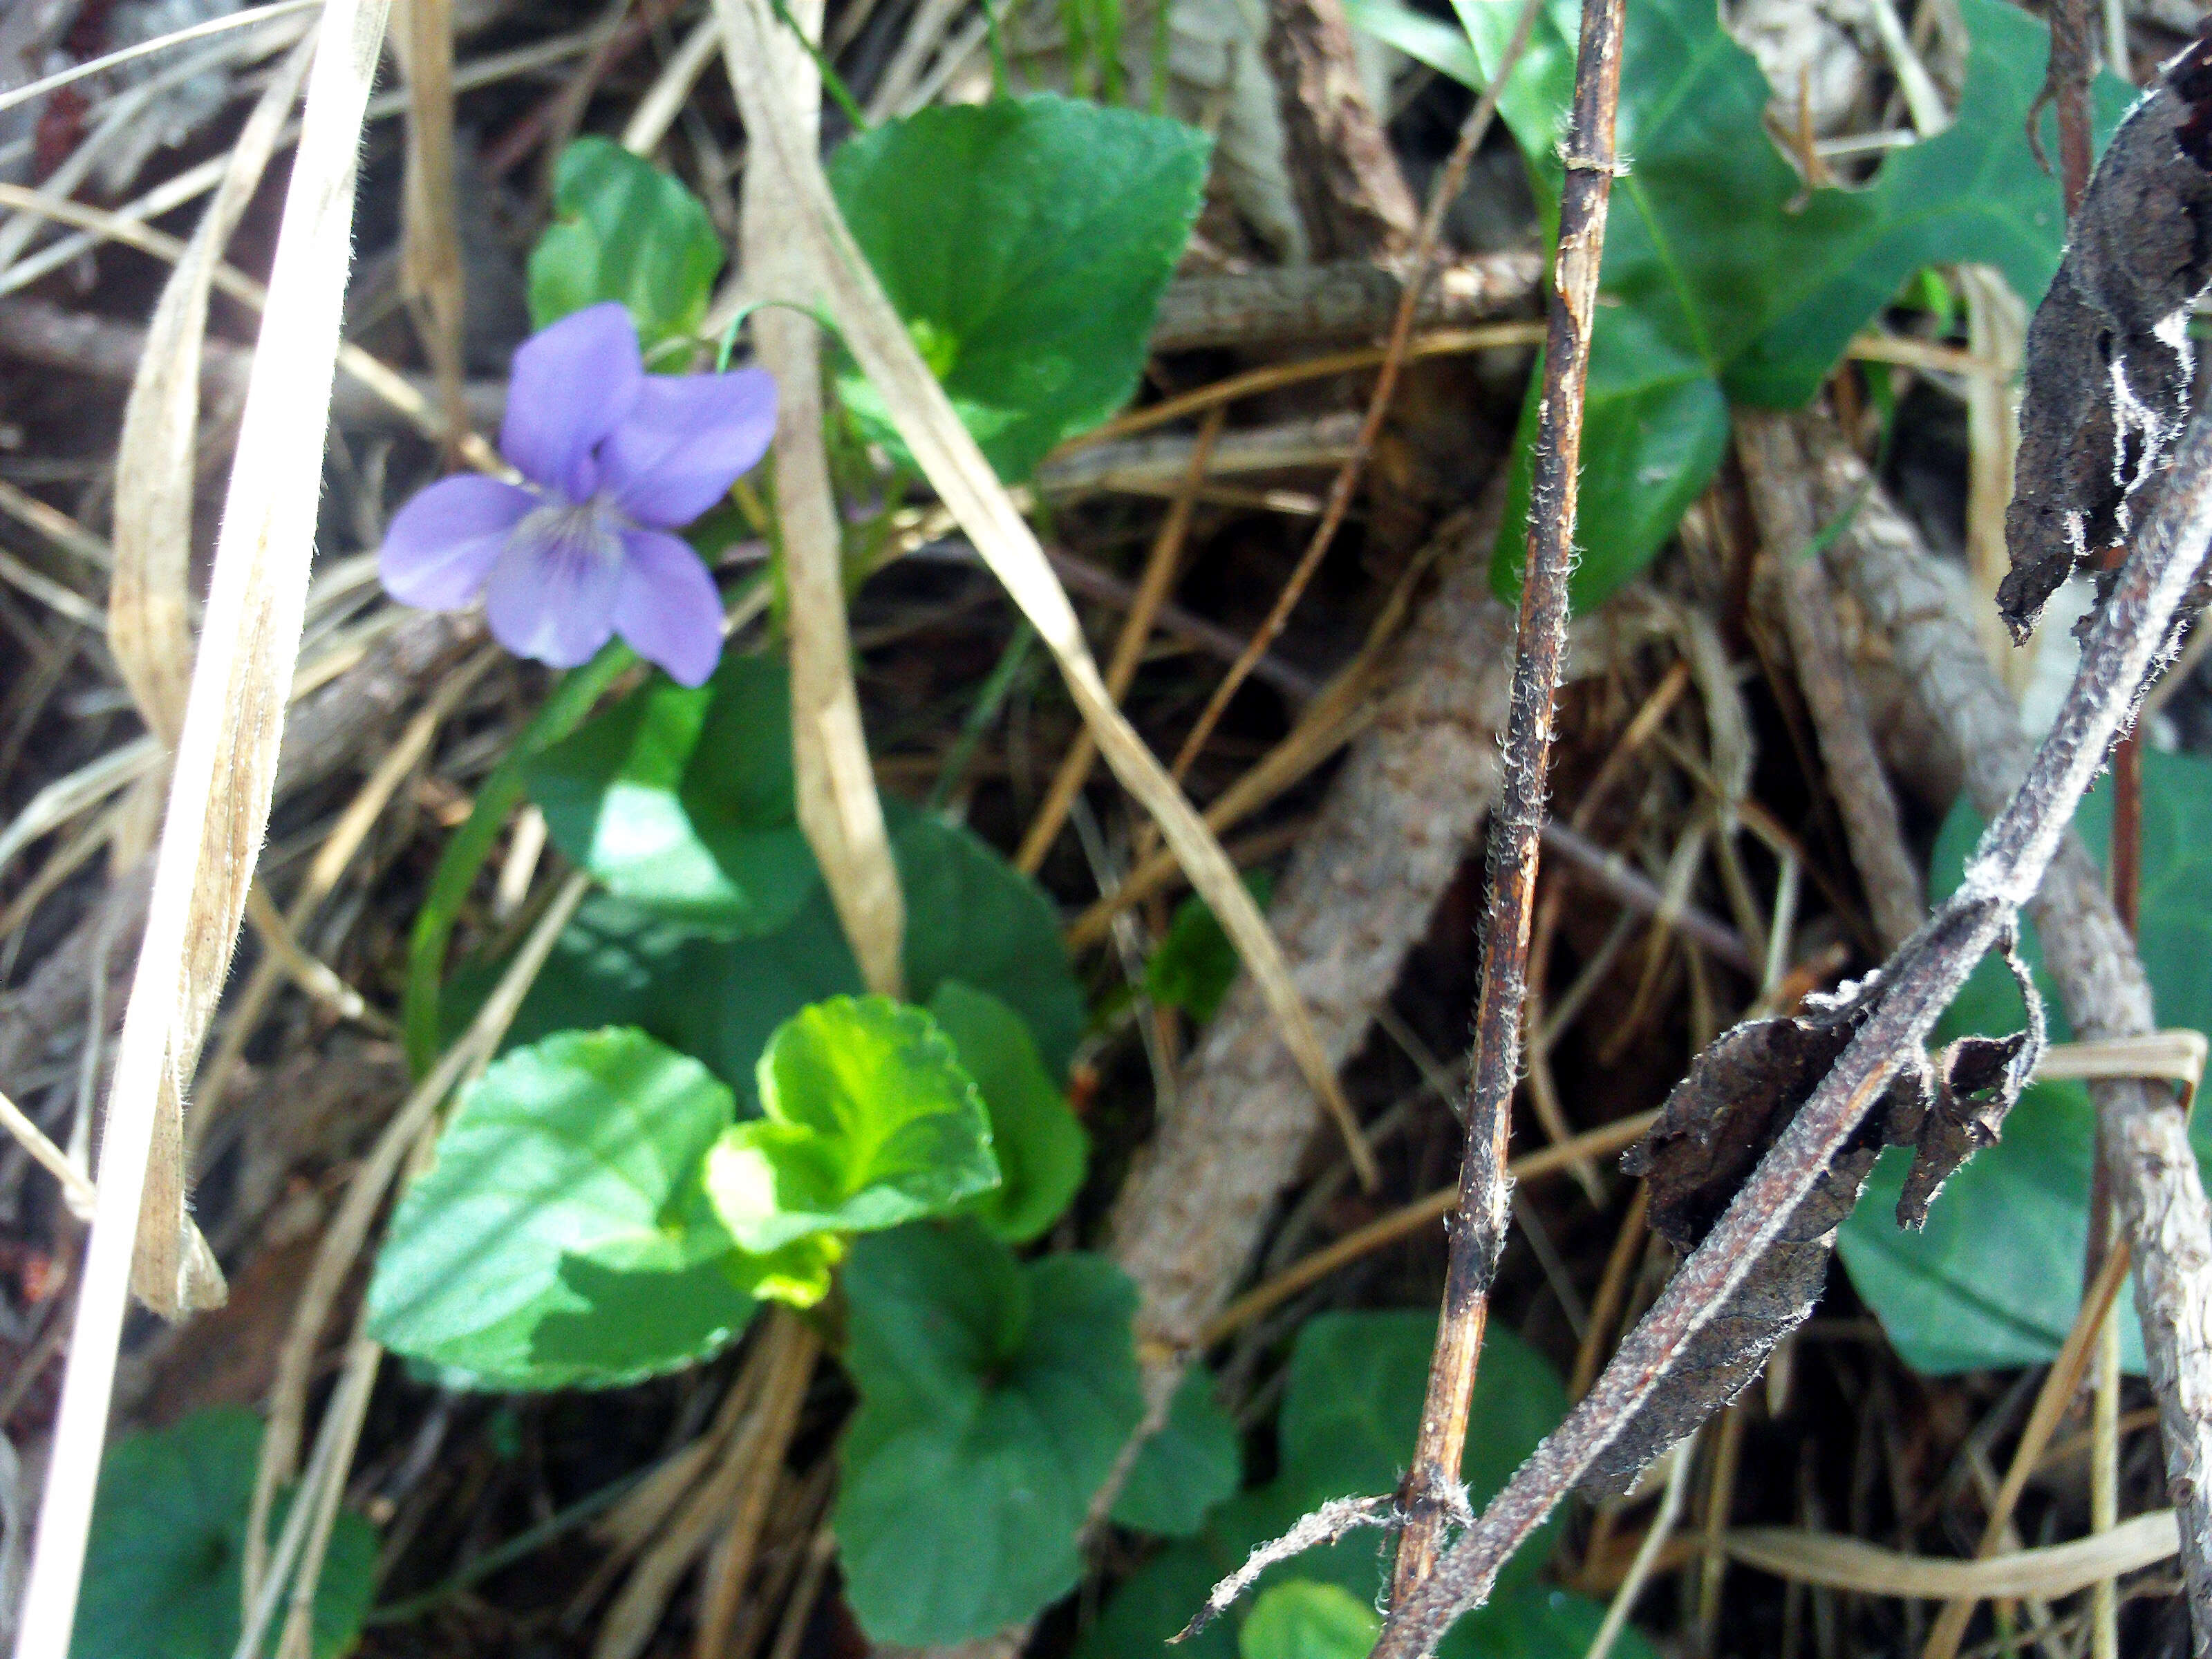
(379, 302, 776, 687)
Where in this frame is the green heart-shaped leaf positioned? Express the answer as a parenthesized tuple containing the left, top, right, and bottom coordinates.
(525, 653, 818, 931)
(1839, 749, 2212, 1374)
(828, 95, 1208, 480)
(930, 981, 1088, 1243)
(836, 1223, 1146, 1645)
(528, 136, 723, 353)
(1431, 0, 2130, 609)
(366, 1028, 754, 1389)
(76, 1409, 377, 1659)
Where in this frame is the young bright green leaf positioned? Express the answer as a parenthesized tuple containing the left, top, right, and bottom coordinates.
(489, 800, 1085, 1107)
(1111, 1365, 1242, 1539)
(929, 981, 1088, 1243)
(1446, 0, 2131, 608)
(366, 1029, 755, 1389)
(76, 1409, 376, 1659)
(836, 1224, 1147, 1645)
(525, 653, 818, 931)
(827, 94, 1209, 480)
(1080, 1313, 1639, 1659)
(1344, 0, 1482, 87)
(1145, 874, 1275, 1024)
(528, 136, 723, 352)
(706, 996, 1000, 1259)
(1839, 749, 2212, 1375)
(1239, 1582, 1379, 1659)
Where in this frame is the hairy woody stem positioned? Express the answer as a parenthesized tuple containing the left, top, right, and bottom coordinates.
(1387, 0, 1628, 1607)
(1375, 397, 2212, 1659)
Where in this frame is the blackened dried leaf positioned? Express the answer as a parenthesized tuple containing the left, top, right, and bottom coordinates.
(2002, 19, 2212, 639)
(1586, 1005, 2030, 1497)
(1894, 1033, 2029, 1226)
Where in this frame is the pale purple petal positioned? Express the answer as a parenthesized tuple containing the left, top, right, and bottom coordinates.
(599, 368, 778, 529)
(482, 509, 624, 669)
(379, 476, 535, 610)
(501, 303, 644, 499)
(613, 529, 724, 687)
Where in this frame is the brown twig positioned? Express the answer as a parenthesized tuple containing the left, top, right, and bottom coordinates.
(1736, 421, 1925, 951)
(1162, 0, 1546, 789)
(1374, 390, 2212, 1659)
(1388, 0, 1627, 1606)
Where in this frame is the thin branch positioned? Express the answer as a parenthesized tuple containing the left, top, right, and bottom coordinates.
(1375, 391, 2212, 1659)
(1389, 0, 1629, 1606)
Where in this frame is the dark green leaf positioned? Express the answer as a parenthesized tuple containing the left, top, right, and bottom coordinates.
(491, 802, 1085, 1107)
(76, 1409, 376, 1659)
(1448, 0, 2131, 608)
(366, 1029, 754, 1389)
(929, 982, 1089, 1243)
(528, 137, 723, 352)
(1838, 749, 2212, 1374)
(707, 996, 1000, 1257)
(836, 1223, 1146, 1645)
(1082, 1313, 1596, 1659)
(1145, 874, 1274, 1024)
(525, 653, 818, 931)
(828, 95, 1208, 480)
(1239, 1582, 1378, 1659)
(1112, 1364, 1242, 1539)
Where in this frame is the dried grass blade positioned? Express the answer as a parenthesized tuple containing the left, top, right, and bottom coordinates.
(738, 0, 904, 997)
(1723, 1512, 2180, 1601)
(709, 0, 1373, 1183)
(394, 0, 467, 438)
(13, 5, 395, 1653)
(111, 28, 319, 747)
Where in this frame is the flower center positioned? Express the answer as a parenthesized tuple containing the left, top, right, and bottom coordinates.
(515, 496, 627, 580)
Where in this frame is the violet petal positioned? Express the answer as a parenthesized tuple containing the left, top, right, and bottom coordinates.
(613, 528, 724, 687)
(500, 303, 644, 500)
(482, 511, 624, 669)
(379, 476, 535, 610)
(599, 368, 778, 529)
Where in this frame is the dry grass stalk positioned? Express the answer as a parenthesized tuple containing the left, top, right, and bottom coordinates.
(245, 871, 592, 1614)
(110, 29, 319, 747)
(395, 0, 469, 440)
(12, 3, 397, 1651)
(1015, 407, 1227, 874)
(737, 0, 904, 999)
(1959, 266, 2034, 696)
(1722, 1510, 2181, 1601)
(710, 0, 1367, 1180)
(621, 15, 722, 154)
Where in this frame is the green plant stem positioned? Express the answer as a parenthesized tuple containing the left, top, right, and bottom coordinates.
(929, 621, 1038, 810)
(402, 641, 637, 1074)
(770, 0, 868, 130)
(364, 1467, 649, 1624)
(981, 0, 1011, 97)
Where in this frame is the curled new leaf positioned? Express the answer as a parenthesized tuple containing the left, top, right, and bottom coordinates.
(705, 997, 1001, 1288)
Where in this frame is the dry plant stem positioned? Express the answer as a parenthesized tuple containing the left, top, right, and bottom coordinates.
(1920, 1246, 2130, 1658)
(741, 0, 903, 999)
(244, 872, 590, 1616)
(1801, 410, 2212, 1651)
(1146, 252, 1543, 353)
(13, 3, 393, 1649)
(111, 28, 317, 751)
(1016, 406, 1227, 874)
(1164, 0, 1541, 787)
(1722, 1510, 2183, 1600)
(711, 0, 1368, 1186)
(1735, 422, 1924, 951)
(1264, 0, 1419, 260)
(1105, 501, 1515, 1365)
(395, 0, 467, 442)
(1389, 0, 1627, 1605)
(1376, 395, 2212, 1659)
